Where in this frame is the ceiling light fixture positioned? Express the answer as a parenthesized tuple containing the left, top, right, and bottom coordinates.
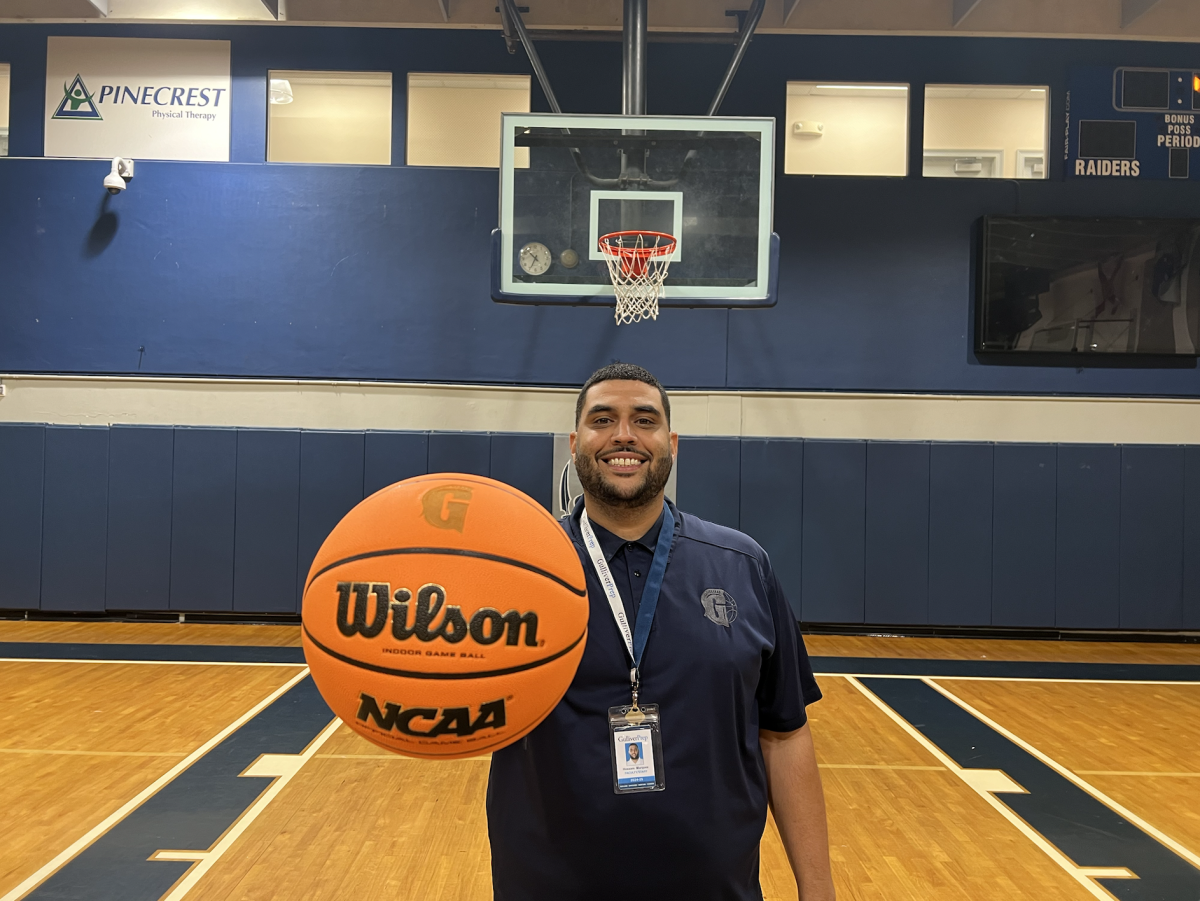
(269, 78, 294, 104)
(814, 84, 907, 91)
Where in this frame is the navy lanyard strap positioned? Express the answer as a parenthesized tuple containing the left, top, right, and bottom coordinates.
(630, 502, 674, 671)
(578, 501, 675, 677)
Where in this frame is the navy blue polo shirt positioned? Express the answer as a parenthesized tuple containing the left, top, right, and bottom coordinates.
(486, 499, 822, 901)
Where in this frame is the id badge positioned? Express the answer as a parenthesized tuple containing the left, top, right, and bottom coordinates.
(608, 704, 665, 794)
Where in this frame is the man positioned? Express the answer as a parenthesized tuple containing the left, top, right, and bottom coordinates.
(487, 363, 834, 901)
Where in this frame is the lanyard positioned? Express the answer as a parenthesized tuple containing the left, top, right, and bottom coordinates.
(579, 502, 675, 705)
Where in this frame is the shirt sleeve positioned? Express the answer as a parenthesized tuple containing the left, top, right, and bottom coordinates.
(755, 556, 823, 732)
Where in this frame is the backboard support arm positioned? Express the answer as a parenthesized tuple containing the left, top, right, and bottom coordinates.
(706, 0, 765, 115)
(500, 0, 563, 113)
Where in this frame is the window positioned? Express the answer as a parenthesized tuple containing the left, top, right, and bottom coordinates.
(0, 63, 9, 157)
(923, 85, 1048, 179)
(267, 70, 392, 165)
(407, 73, 531, 168)
(784, 81, 909, 176)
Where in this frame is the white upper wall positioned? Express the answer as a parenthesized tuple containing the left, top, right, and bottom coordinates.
(0, 64, 10, 129)
(406, 73, 530, 168)
(5, 375, 1200, 445)
(785, 83, 909, 177)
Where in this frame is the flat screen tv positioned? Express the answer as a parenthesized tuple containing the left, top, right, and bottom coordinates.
(978, 216, 1200, 356)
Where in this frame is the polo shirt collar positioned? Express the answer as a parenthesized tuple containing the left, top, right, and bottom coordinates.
(570, 498, 668, 562)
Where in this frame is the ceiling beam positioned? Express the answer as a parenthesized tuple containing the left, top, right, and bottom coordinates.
(1121, 0, 1163, 27)
(258, 0, 279, 17)
(952, 0, 985, 26)
(436, 0, 449, 21)
(782, 0, 801, 25)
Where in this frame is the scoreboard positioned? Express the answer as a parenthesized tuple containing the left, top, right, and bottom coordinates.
(1067, 66, 1200, 180)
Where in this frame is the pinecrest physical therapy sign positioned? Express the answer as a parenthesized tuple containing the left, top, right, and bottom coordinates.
(44, 36, 231, 162)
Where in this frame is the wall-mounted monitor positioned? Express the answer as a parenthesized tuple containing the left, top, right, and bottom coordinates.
(977, 216, 1200, 356)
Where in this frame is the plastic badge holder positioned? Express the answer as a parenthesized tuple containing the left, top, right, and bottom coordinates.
(609, 703, 666, 794)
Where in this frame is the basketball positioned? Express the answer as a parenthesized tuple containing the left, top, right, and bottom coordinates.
(301, 473, 588, 759)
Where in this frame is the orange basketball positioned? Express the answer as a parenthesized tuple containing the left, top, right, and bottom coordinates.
(301, 474, 588, 759)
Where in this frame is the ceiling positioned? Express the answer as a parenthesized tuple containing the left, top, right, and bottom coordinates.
(3, 0, 1200, 43)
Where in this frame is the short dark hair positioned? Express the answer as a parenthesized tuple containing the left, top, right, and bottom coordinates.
(575, 363, 671, 427)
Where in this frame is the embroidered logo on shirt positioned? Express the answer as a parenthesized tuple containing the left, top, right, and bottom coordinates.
(700, 588, 738, 627)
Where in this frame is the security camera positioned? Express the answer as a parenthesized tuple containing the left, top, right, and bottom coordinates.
(103, 157, 134, 195)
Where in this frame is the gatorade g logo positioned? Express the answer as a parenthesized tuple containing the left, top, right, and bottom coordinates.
(356, 692, 506, 737)
(422, 485, 473, 531)
(336, 581, 539, 646)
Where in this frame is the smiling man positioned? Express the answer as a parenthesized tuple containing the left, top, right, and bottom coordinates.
(486, 363, 834, 901)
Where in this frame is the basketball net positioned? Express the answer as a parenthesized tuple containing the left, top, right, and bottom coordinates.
(598, 231, 677, 325)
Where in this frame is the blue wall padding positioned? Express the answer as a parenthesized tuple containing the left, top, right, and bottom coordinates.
(865, 442, 930, 626)
(105, 426, 174, 611)
(1185, 447, 1200, 630)
(428, 432, 491, 478)
(1120, 446, 1185, 629)
(677, 437, 741, 530)
(801, 440, 866, 624)
(490, 433, 554, 512)
(991, 444, 1057, 627)
(6, 25, 1200, 396)
(296, 431, 366, 599)
(739, 439, 803, 618)
(40, 426, 109, 612)
(169, 428, 237, 612)
(13, 422, 1200, 629)
(0, 424, 44, 610)
(234, 429, 301, 614)
(1054, 444, 1121, 629)
(364, 431, 429, 497)
(928, 444, 993, 626)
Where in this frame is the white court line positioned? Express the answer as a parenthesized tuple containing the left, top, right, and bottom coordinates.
(925, 678, 1200, 871)
(0, 668, 312, 901)
(157, 717, 342, 901)
(0, 657, 304, 668)
(842, 675, 1120, 901)
(814, 671, 1200, 686)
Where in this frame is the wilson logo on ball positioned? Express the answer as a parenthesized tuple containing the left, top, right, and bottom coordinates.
(356, 692, 506, 737)
(336, 581, 539, 647)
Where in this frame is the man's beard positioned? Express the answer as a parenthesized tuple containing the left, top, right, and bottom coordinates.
(575, 449, 673, 510)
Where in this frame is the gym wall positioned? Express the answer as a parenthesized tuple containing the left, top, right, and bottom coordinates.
(2, 24, 1200, 628)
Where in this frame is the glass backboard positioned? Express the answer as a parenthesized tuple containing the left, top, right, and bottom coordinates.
(492, 113, 778, 308)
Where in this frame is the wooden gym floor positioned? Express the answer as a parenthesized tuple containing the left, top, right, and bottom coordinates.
(2, 622, 1200, 900)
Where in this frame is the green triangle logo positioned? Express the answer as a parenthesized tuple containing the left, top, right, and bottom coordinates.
(52, 74, 103, 121)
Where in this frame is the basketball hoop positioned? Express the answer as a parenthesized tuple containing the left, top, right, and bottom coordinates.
(598, 231, 677, 325)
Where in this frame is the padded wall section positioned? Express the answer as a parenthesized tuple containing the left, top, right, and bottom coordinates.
(297, 431, 365, 598)
(865, 442, 930, 625)
(428, 432, 491, 478)
(991, 444, 1057, 627)
(364, 431, 429, 497)
(234, 430, 301, 614)
(928, 443, 992, 626)
(1120, 445, 1185, 629)
(170, 428, 237, 612)
(1054, 444, 1121, 629)
(105, 426, 174, 611)
(1186, 447, 1200, 630)
(491, 433, 554, 511)
(41, 426, 109, 612)
(801, 441, 866, 623)
(18, 423, 1200, 629)
(739, 439, 803, 616)
(0, 424, 44, 610)
(678, 437, 741, 530)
